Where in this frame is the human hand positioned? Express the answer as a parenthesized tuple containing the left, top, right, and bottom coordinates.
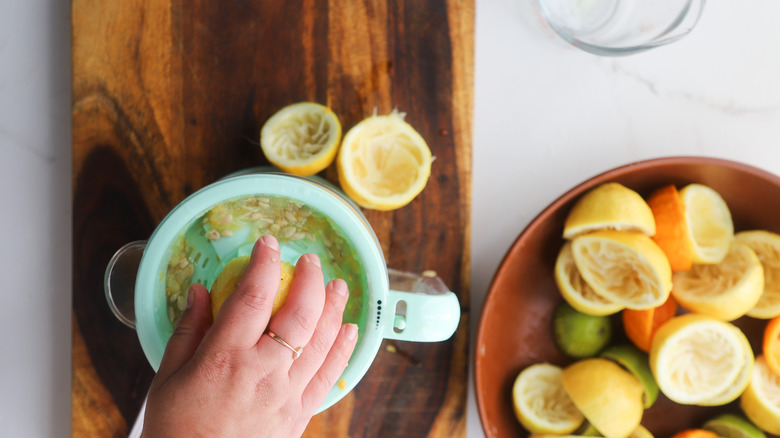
(143, 235, 359, 437)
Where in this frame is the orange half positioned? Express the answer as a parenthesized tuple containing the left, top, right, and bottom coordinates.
(671, 429, 719, 438)
(647, 184, 693, 272)
(623, 295, 678, 353)
(764, 315, 780, 376)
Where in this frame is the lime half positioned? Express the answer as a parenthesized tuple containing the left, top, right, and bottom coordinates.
(553, 301, 612, 358)
(601, 344, 660, 408)
(573, 422, 601, 436)
(703, 413, 766, 438)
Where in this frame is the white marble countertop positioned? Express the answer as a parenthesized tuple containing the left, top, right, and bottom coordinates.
(3, 0, 780, 435)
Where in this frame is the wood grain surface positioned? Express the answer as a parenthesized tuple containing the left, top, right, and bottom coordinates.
(72, 1, 473, 437)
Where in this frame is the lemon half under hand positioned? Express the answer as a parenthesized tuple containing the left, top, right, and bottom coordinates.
(209, 256, 295, 321)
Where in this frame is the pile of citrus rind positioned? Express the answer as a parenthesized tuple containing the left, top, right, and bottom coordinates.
(513, 181, 780, 437)
(259, 102, 433, 211)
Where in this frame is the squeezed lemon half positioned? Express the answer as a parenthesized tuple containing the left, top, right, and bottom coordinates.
(740, 355, 780, 435)
(260, 102, 342, 176)
(571, 230, 672, 310)
(679, 183, 734, 264)
(672, 242, 764, 321)
(554, 242, 623, 316)
(649, 314, 753, 406)
(736, 230, 780, 319)
(512, 363, 585, 434)
(563, 182, 656, 239)
(337, 111, 432, 211)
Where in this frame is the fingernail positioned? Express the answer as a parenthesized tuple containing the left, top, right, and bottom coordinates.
(331, 279, 347, 297)
(186, 284, 197, 309)
(345, 323, 358, 341)
(305, 253, 321, 267)
(260, 234, 279, 251)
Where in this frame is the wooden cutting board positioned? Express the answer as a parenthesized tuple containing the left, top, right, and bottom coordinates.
(71, 1, 473, 436)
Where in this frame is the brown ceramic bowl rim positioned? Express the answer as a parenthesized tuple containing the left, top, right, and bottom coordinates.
(474, 155, 780, 434)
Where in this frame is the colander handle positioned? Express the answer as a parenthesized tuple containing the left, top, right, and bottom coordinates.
(381, 269, 461, 342)
(104, 240, 146, 329)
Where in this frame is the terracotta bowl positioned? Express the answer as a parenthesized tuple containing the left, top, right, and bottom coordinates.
(475, 156, 780, 438)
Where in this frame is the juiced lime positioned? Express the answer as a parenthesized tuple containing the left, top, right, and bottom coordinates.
(702, 413, 766, 438)
(553, 301, 612, 358)
(573, 422, 602, 436)
(601, 344, 660, 408)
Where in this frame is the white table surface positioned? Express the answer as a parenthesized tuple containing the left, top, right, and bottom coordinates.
(3, 0, 780, 436)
